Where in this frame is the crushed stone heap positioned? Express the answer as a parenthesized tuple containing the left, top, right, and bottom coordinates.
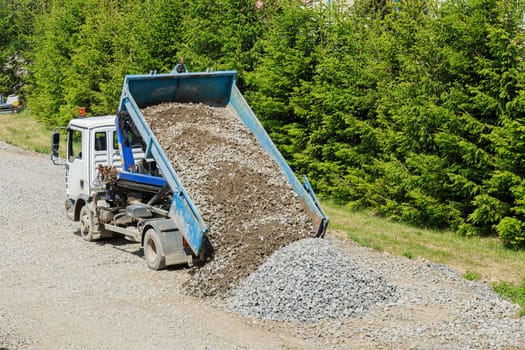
(142, 103, 315, 297)
(226, 238, 398, 322)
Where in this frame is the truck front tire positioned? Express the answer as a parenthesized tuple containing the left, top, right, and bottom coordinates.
(144, 229, 166, 270)
(79, 205, 97, 242)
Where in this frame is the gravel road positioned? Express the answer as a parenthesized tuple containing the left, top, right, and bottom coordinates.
(1, 141, 524, 349)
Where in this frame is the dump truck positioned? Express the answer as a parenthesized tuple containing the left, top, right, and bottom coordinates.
(51, 70, 328, 269)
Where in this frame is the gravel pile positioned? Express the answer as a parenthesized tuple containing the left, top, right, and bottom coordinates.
(227, 238, 398, 322)
(141, 103, 315, 297)
(223, 236, 525, 349)
(282, 237, 525, 349)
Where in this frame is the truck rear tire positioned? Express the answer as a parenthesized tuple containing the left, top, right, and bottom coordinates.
(144, 229, 166, 270)
(79, 205, 97, 242)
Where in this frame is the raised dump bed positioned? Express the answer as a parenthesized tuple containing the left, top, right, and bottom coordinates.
(119, 71, 327, 247)
(117, 71, 328, 294)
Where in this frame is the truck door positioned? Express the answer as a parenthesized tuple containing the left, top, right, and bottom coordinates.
(111, 131, 123, 168)
(66, 127, 87, 199)
(90, 130, 111, 191)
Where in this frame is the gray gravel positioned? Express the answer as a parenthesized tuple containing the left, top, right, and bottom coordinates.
(1, 138, 524, 350)
(0, 141, 299, 350)
(227, 235, 525, 349)
(227, 238, 398, 322)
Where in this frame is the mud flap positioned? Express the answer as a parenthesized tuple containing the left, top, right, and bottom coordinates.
(143, 219, 192, 266)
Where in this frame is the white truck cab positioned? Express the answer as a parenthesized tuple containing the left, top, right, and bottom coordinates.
(65, 116, 120, 220)
(51, 114, 192, 269)
(61, 116, 145, 222)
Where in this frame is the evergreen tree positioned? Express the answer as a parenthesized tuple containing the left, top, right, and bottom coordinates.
(28, 0, 89, 125)
(18, 0, 525, 245)
(0, 0, 41, 96)
(245, 0, 326, 160)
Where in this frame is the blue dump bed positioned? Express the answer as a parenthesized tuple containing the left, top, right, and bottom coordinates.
(118, 71, 328, 256)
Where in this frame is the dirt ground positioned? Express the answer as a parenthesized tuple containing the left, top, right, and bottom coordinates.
(0, 148, 332, 350)
(1, 146, 524, 349)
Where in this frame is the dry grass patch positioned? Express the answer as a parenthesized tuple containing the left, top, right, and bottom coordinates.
(0, 110, 52, 153)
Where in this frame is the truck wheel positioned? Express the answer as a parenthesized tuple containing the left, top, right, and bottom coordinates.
(144, 229, 166, 270)
(79, 205, 96, 242)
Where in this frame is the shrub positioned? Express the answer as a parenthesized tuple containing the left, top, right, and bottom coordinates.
(496, 217, 525, 248)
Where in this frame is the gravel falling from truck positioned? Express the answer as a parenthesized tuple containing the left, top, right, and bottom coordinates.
(141, 103, 315, 297)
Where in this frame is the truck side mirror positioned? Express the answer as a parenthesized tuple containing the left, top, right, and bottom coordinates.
(51, 132, 60, 156)
(51, 131, 65, 165)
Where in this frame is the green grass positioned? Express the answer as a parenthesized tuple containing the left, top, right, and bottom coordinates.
(493, 280, 525, 317)
(463, 270, 482, 281)
(403, 251, 413, 259)
(0, 110, 54, 153)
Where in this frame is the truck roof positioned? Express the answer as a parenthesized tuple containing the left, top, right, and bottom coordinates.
(68, 115, 115, 129)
